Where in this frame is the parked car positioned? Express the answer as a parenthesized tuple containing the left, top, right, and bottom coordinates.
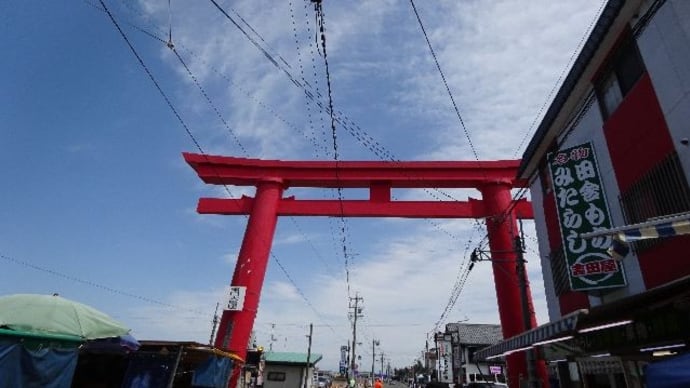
(317, 376, 332, 388)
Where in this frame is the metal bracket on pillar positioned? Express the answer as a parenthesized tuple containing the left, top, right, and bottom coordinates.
(468, 248, 520, 271)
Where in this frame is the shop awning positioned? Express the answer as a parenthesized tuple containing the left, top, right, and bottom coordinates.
(474, 276, 690, 361)
(475, 310, 584, 361)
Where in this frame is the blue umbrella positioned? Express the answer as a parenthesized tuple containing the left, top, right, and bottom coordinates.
(81, 333, 140, 353)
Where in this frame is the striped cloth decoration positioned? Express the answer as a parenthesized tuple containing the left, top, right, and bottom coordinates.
(616, 218, 690, 242)
(605, 215, 690, 261)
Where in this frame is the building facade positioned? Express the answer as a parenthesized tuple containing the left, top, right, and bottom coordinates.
(263, 351, 323, 388)
(477, 0, 690, 387)
(445, 323, 507, 386)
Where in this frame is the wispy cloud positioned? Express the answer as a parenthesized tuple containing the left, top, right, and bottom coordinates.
(116, 0, 603, 370)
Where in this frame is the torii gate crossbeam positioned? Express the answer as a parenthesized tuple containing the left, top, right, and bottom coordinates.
(184, 152, 546, 388)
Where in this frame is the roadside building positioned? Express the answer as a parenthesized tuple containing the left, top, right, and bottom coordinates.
(475, 0, 690, 387)
(263, 351, 323, 388)
(445, 323, 507, 386)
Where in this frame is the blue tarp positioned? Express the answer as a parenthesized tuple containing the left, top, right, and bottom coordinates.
(0, 340, 78, 388)
(191, 355, 233, 388)
(645, 352, 690, 388)
(120, 351, 178, 388)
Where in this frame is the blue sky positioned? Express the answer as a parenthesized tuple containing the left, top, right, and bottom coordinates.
(1, 0, 603, 371)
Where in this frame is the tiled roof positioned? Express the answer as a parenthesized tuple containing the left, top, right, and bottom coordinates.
(445, 323, 503, 346)
(264, 351, 323, 366)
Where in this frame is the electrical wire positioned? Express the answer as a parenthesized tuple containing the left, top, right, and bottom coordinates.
(0, 251, 211, 316)
(106, 0, 550, 339)
(409, 0, 480, 162)
(310, 0, 355, 300)
(100, 0, 342, 292)
(97, 0, 335, 336)
(408, 1, 506, 330)
(512, 0, 609, 158)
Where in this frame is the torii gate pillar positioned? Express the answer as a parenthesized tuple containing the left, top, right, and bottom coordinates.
(213, 178, 284, 360)
(480, 182, 547, 387)
(185, 153, 548, 388)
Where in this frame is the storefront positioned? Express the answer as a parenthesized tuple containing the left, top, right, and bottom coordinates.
(475, 275, 690, 387)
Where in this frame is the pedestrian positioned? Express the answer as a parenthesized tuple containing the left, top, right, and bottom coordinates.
(374, 377, 383, 388)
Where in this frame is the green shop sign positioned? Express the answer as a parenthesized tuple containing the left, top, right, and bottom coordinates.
(548, 142, 626, 291)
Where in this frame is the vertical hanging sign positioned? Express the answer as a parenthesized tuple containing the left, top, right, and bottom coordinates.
(437, 334, 454, 384)
(548, 142, 626, 291)
(226, 286, 247, 311)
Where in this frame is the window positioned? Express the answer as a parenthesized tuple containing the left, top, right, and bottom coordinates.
(598, 72, 623, 118)
(267, 372, 286, 381)
(619, 152, 690, 252)
(595, 37, 646, 119)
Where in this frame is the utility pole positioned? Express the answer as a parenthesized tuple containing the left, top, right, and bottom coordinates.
(424, 340, 429, 371)
(371, 339, 379, 379)
(269, 323, 276, 351)
(209, 302, 219, 346)
(380, 352, 385, 378)
(434, 333, 440, 381)
(515, 233, 538, 387)
(305, 323, 313, 388)
(349, 294, 364, 376)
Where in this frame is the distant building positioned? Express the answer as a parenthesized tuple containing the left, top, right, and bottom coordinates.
(445, 323, 506, 386)
(263, 351, 322, 388)
(476, 0, 690, 387)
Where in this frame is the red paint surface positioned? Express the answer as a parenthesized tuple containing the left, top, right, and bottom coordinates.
(603, 74, 674, 192)
(558, 291, 590, 316)
(601, 73, 690, 288)
(183, 152, 529, 188)
(542, 173, 591, 315)
(196, 196, 534, 219)
(639, 234, 690, 288)
(212, 179, 283, 388)
(480, 183, 548, 387)
(185, 154, 543, 388)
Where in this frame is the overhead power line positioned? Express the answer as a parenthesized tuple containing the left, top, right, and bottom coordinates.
(409, 0, 480, 162)
(512, 0, 608, 158)
(310, 0, 355, 300)
(0, 251, 210, 316)
(97, 0, 333, 334)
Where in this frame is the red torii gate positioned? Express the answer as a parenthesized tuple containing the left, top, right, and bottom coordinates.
(184, 152, 546, 387)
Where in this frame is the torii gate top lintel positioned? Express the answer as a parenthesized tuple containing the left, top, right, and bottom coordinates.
(183, 152, 533, 219)
(183, 152, 529, 189)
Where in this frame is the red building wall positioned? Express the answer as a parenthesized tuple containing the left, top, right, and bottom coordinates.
(542, 183, 591, 315)
(603, 73, 690, 288)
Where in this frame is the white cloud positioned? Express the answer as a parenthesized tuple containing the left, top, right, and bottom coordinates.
(117, 0, 603, 371)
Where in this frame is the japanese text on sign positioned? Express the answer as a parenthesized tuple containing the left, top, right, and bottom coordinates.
(548, 143, 626, 291)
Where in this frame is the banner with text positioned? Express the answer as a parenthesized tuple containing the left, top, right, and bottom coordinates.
(437, 336, 453, 384)
(548, 142, 626, 291)
(225, 286, 246, 311)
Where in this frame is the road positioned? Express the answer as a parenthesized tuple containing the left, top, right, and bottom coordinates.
(332, 380, 406, 388)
